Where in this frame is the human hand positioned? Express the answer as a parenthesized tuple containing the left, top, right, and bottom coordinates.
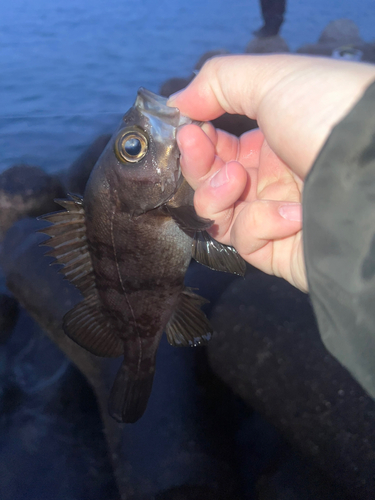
(168, 55, 375, 292)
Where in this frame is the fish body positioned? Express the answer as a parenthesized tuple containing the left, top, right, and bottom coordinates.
(40, 89, 246, 423)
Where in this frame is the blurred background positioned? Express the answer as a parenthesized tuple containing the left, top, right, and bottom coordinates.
(1, 1, 375, 500)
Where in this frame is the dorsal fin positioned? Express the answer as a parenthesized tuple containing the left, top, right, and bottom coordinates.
(38, 194, 95, 297)
(39, 194, 124, 358)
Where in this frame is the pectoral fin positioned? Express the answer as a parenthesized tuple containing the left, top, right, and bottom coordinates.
(165, 205, 213, 232)
(192, 230, 247, 277)
(165, 288, 212, 347)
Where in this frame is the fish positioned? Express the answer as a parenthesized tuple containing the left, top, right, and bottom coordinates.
(39, 88, 246, 423)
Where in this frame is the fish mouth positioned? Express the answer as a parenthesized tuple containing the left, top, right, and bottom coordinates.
(136, 88, 191, 128)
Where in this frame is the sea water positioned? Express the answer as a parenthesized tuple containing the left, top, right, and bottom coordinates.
(0, 0, 374, 173)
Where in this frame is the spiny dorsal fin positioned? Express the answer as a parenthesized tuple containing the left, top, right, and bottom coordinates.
(165, 288, 212, 347)
(63, 293, 123, 357)
(38, 193, 95, 297)
(192, 231, 247, 277)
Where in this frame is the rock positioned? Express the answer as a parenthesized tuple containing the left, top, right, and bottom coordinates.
(0, 308, 118, 500)
(211, 114, 257, 137)
(0, 165, 65, 242)
(0, 293, 19, 344)
(245, 35, 290, 54)
(207, 270, 375, 499)
(63, 134, 112, 195)
(159, 77, 192, 98)
(359, 42, 375, 64)
(318, 19, 362, 45)
(0, 218, 244, 500)
(296, 18, 375, 63)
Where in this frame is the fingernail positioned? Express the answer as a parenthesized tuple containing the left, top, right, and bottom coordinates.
(278, 203, 302, 222)
(167, 90, 183, 106)
(210, 164, 229, 188)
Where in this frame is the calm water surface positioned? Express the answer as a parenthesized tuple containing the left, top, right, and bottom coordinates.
(0, 0, 374, 173)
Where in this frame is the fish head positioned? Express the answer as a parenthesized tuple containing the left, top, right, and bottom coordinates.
(93, 88, 192, 216)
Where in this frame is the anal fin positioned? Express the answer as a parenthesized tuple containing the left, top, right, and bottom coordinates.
(63, 293, 123, 357)
(192, 230, 247, 277)
(165, 288, 212, 347)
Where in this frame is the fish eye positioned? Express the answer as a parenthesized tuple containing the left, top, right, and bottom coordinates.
(114, 127, 148, 163)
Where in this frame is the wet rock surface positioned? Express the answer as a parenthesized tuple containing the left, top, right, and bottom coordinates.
(0, 293, 18, 344)
(0, 217, 351, 500)
(207, 270, 375, 499)
(0, 219, 245, 499)
(0, 309, 118, 500)
(0, 165, 65, 241)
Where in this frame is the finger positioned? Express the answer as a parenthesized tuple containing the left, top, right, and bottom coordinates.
(231, 200, 302, 257)
(177, 123, 262, 187)
(168, 54, 300, 120)
(193, 161, 248, 241)
(177, 124, 216, 189)
(237, 128, 264, 168)
(169, 54, 375, 178)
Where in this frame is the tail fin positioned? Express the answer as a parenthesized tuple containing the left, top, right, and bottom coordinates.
(108, 360, 155, 424)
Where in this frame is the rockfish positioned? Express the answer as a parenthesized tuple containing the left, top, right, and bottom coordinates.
(40, 88, 246, 423)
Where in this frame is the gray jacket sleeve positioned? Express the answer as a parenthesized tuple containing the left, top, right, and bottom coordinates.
(303, 80, 375, 399)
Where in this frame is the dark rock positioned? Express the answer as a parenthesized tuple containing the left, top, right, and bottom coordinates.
(255, 452, 344, 500)
(318, 19, 362, 45)
(0, 293, 19, 343)
(207, 270, 375, 499)
(245, 35, 290, 54)
(211, 114, 257, 137)
(64, 134, 112, 195)
(0, 308, 118, 500)
(159, 77, 192, 98)
(155, 485, 228, 500)
(358, 42, 375, 64)
(0, 218, 244, 500)
(296, 18, 375, 63)
(0, 165, 65, 241)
